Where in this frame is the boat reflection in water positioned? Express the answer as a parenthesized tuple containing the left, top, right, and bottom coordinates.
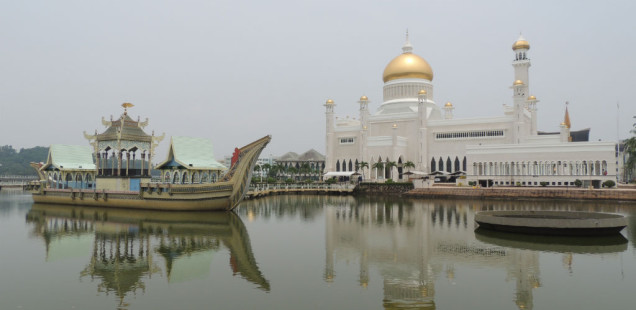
(26, 203, 269, 308)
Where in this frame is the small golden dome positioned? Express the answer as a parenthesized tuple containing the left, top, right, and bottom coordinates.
(326, 99, 334, 105)
(360, 95, 368, 101)
(513, 79, 524, 85)
(512, 35, 530, 50)
(383, 52, 433, 82)
(528, 95, 536, 100)
(560, 122, 567, 126)
(392, 123, 398, 128)
(418, 89, 427, 95)
(444, 102, 453, 107)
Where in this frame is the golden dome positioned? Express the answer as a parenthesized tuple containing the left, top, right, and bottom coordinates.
(325, 99, 334, 105)
(360, 95, 368, 101)
(513, 79, 524, 85)
(418, 89, 427, 95)
(528, 95, 536, 100)
(383, 52, 433, 82)
(560, 122, 567, 126)
(392, 123, 398, 128)
(512, 35, 530, 50)
(444, 101, 453, 107)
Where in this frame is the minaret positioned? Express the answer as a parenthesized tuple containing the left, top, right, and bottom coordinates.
(511, 79, 527, 143)
(417, 89, 429, 172)
(443, 102, 454, 119)
(325, 99, 336, 173)
(359, 96, 370, 164)
(512, 34, 531, 88)
(527, 95, 539, 135)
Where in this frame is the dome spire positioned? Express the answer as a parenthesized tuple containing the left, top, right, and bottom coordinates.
(402, 29, 413, 53)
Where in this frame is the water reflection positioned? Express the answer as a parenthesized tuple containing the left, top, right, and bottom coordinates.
(240, 196, 635, 310)
(26, 203, 269, 309)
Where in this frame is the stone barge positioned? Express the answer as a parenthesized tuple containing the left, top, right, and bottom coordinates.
(474, 210, 627, 236)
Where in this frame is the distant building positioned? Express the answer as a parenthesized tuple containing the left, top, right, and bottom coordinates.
(275, 149, 325, 180)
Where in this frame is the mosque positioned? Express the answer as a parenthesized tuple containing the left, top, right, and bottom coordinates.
(324, 35, 616, 187)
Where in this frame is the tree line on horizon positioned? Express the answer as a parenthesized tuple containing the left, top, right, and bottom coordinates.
(0, 145, 48, 176)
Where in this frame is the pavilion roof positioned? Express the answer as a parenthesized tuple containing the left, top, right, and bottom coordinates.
(97, 114, 152, 142)
(155, 136, 226, 170)
(41, 145, 96, 171)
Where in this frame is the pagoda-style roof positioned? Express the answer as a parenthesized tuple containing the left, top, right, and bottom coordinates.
(155, 136, 226, 170)
(40, 145, 96, 171)
(97, 114, 152, 142)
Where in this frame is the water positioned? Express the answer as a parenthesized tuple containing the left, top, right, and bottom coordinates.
(1, 190, 635, 310)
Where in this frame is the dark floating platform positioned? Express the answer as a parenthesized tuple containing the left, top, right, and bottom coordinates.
(475, 228, 628, 254)
(474, 211, 627, 236)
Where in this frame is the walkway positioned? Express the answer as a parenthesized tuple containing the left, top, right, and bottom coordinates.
(246, 183, 355, 199)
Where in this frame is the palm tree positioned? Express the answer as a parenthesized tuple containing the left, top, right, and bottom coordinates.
(254, 164, 262, 182)
(403, 161, 415, 172)
(372, 162, 384, 179)
(262, 163, 272, 178)
(385, 161, 397, 180)
(358, 161, 369, 180)
(288, 167, 298, 181)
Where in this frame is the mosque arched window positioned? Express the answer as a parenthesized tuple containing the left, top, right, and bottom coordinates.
(438, 157, 444, 172)
(336, 160, 340, 172)
(431, 158, 436, 173)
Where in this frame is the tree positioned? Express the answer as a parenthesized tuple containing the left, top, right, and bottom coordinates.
(288, 167, 298, 181)
(386, 161, 397, 180)
(625, 116, 636, 182)
(403, 161, 415, 172)
(262, 163, 272, 178)
(254, 164, 262, 182)
(372, 162, 384, 179)
(358, 161, 369, 180)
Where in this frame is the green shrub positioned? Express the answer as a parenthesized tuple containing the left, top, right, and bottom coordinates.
(457, 182, 463, 187)
(574, 179, 582, 187)
(325, 178, 337, 184)
(468, 181, 476, 186)
(602, 180, 616, 188)
(516, 182, 522, 187)
(540, 181, 548, 187)
(385, 179, 394, 184)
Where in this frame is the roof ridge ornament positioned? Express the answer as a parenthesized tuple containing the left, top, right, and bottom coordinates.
(122, 102, 134, 115)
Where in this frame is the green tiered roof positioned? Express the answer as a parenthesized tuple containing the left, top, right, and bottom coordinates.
(41, 145, 96, 171)
(156, 136, 226, 170)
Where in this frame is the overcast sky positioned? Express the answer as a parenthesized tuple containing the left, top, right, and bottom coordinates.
(1, 0, 635, 161)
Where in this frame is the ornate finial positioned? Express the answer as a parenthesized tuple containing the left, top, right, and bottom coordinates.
(122, 102, 134, 114)
(402, 29, 413, 53)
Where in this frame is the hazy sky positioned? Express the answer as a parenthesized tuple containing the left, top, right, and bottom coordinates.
(1, 0, 635, 161)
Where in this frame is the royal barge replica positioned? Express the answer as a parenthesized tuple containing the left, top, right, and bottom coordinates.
(30, 104, 270, 211)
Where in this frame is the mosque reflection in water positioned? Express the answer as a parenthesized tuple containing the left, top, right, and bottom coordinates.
(25, 204, 269, 308)
(239, 195, 632, 310)
(21, 196, 633, 310)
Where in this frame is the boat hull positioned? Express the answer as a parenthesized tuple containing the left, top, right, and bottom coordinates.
(474, 210, 627, 236)
(31, 187, 233, 211)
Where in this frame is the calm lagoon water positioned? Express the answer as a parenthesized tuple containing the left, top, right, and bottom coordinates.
(1, 190, 635, 310)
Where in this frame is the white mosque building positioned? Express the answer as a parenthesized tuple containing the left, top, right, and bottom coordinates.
(324, 35, 616, 188)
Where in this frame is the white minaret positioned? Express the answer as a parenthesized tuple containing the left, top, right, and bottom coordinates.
(511, 35, 532, 143)
(527, 95, 539, 135)
(359, 96, 370, 164)
(417, 89, 429, 172)
(511, 79, 527, 143)
(512, 34, 531, 88)
(325, 99, 335, 173)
